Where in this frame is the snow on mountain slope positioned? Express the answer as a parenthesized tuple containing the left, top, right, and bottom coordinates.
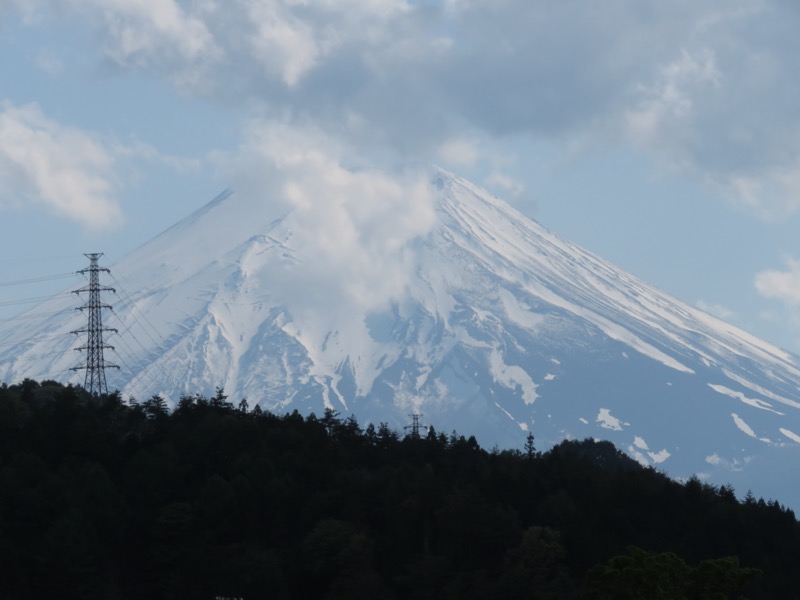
(2, 168, 800, 508)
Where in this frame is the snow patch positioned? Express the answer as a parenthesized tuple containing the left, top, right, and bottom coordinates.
(626, 442, 669, 465)
(499, 288, 545, 330)
(648, 449, 671, 464)
(494, 402, 515, 422)
(722, 369, 800, 410)
(631, 435, 669, 463)
(597, 408, 627, 431)
(628, 446, 649, 467)
(708, 384, 784, 415)
(489, 349, 539, 405)
(780, 428, 800, 443)
(731, 413, 756, 438)
(524, 278, 696, 374)
(705, 453, 747, 472)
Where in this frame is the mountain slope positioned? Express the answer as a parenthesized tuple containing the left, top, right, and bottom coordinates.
(2, 169, 800, 507)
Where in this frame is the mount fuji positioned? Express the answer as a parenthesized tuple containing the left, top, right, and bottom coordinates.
(3, 168, 800, 508)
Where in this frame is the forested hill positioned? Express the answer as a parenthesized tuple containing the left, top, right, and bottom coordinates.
(0, 380, 796, 598)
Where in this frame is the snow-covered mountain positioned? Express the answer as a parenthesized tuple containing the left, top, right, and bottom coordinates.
(3, 168, 800, 508)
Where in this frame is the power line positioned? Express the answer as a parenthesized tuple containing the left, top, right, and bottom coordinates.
(107, 307, 183, 399)
(0, 333, 67, 348)
(106, 342, 150, 400)
(104, 323, 165, 401)
(0, 272, 76, 287)
(0, 258, 178, 400)
(0, 292, 73, 308)
(108, 273, 184, 393)
(0, 253, 86, 267)
(0, 308, 75, 325)
(109, 273, 172, 353)
(14, 349, 71, 362)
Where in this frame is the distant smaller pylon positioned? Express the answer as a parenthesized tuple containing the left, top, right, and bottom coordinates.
(404, 413, 428, 439)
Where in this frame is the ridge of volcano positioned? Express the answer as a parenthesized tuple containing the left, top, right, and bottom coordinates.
(3, 168, 800, 507)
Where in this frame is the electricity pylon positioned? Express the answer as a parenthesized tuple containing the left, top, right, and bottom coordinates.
(405, 413, 428, 438)
(70, 253, 119, 395)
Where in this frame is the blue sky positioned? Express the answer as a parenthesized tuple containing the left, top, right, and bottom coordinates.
(3, 1, 800, 353)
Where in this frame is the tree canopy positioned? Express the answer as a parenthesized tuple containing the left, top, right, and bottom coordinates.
(0, 380, 793, 598)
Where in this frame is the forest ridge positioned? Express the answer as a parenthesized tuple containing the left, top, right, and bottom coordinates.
(0, 380, 794, 598)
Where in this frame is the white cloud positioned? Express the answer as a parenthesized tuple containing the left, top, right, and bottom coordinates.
(627, 48, 722, 150)
(244, 0, 412, 86)
(34, 48, 63, 74)
(486, 171, 525, 198)
(6, 0, 47, 23)
(0, 102, 192, 230)
(438, 138, 480, 168)
(245, 2, 320, 87)
(726, 163, 800, 219)
(119, 139, 202, 174)
(83, 0, 218, 65)
(621, 6, 800, 217)
(43, 0, 413, 90)
(7, 0, 221, 91)
(0, 102, 123, 229)
(216, 120, 438, 329)
(755, 258, 800, 305)
(14, 0, 800, 219)
(696, 299, 735, 320)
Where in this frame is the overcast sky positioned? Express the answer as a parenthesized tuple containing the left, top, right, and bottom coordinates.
(3, 0, 800, 353)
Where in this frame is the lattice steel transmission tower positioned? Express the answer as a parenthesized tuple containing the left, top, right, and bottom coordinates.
(70, 253, 119, 395)
(405, 413, 428, 439)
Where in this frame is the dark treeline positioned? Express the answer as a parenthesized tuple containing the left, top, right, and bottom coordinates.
(0, 379, 796, 598)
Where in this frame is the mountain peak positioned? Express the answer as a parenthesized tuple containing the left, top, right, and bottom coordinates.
(3, 168, 800, 509)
